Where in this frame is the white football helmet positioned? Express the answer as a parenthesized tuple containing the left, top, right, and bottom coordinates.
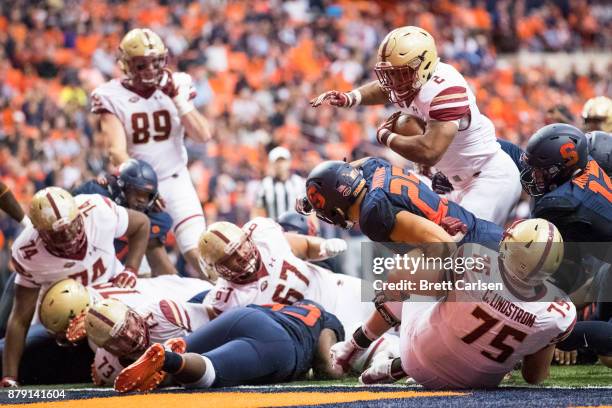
(499, 218, 564, 287)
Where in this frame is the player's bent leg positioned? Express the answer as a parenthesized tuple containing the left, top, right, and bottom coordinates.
(451, 150, 522, 225)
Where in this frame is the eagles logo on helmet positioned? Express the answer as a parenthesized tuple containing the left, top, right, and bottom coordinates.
(375, 26, 439, 107)
(199, 222, 261, 284)
(118, 28, 168, 92)
(29, 187, 87, 258)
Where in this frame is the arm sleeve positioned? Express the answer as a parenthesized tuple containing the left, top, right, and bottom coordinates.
(94, 195, 129, 238)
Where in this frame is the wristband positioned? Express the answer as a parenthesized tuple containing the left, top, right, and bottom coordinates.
(173, 96, 195, 116)
(352, 326, 375, 349)
(123, 266, 138, 275)
(386, 133, 397, 148)
(349, 90, 362, 106)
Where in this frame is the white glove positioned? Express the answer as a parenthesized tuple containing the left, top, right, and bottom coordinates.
(330, 338, 367, 373)
(319, 238, 347, 258)
(360, 356, 403, 384)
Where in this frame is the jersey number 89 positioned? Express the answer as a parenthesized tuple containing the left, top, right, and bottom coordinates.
(131, 110, 171, 144)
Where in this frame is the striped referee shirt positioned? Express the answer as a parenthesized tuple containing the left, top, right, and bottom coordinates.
(256, 174, 305, 220)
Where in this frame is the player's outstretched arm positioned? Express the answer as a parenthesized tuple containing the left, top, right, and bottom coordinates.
(100, 113, 130, 166)
(521, 344, 555, 384)
(0, 182, 28, 226)
(284, 233, 347, 261)
(1, 284, 40, 386)
(310, 80, 388, 108)
(146, 240, 178, 276)
(378, 119, 458, 166)
(122, 209, 150, 274)
(312, 328, 343, 379)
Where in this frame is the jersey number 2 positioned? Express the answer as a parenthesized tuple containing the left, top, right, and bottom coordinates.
(461, 306, 527, 363)
(131, 110, 171, 144)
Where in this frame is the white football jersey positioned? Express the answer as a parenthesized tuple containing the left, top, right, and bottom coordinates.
(91, 73, 195, 179)
(401, 243, 576, 388)
(203, 217, 372, 331)
(12, 194, 128, 291)
(400, 62, 500, 179)
(91, 298, 208, 385)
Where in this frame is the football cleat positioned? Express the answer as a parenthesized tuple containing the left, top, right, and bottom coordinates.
(163, 338, 186, 354)
(114, 343, 165, 393)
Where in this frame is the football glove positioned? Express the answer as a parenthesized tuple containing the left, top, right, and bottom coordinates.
(330, 326, 376, 373)
(319, 238, 347, 258)
(440, 216, 468, 237)
(431, 172, 454, 194)
(310, 90, 360, 108)
(1, 376, 18, 387)
(360, 356, 406, 384)
(376, 112, 402, 147)
(112, 267, 138, 288)
(159, 69, 195, 116)
(295, 196, 314, 215)
(66, 311, 87, 343)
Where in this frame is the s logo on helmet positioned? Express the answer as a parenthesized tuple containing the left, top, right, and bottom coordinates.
(559, 142, 578, 167)
(307, 185, 326, 210)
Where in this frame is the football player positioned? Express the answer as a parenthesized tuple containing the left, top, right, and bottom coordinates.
(311, 26, 521, 225)
(581, 96, 612, 132)
(297, 158, 504, 249)
(73, 159, 177, 277)
(114, 300, 344, 392)
(24, 277, 212, 386)
(334, 219, 576, 389)
(587, 131, 612, 177)
(91, 28, 211, 278)
(198, 218, 399, 371)
(1, 187, 150, 387)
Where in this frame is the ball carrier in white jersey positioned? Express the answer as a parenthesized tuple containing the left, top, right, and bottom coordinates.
(331, 219, 576, 389)
(91, 28, 212, 278)
(311, 26, 521, 225)
(1, 187, 150, 387)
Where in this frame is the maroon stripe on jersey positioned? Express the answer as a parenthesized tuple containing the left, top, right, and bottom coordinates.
(170, 300, 189, 330)
(429, 105, 470, 121)
(527, 221, 555, 279)
(210, 229, 230, 244)
(46, 192, 62, 219)
(430, 96, 469, 107)
(435, 86, 467, 97)
(174, 214, 204, 233)
(159, 299, 183, 328)
(89, 309, 116, 329)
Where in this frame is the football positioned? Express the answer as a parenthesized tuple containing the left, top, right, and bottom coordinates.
(392, 113, 426, 135)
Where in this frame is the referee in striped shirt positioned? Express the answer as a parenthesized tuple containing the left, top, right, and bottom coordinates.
(252, 147, 305, 220)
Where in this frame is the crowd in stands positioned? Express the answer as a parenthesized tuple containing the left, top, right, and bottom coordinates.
(0, 0, 610, 254)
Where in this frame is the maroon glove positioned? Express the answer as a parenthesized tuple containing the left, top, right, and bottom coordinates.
(112, 267, 137, 288)
(310, 90, 358, 108)
(440, 216, 468, 236)
(158, 68, 178, 98)
(1, 376, 18, 387)
(376, 111, 402, 146)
